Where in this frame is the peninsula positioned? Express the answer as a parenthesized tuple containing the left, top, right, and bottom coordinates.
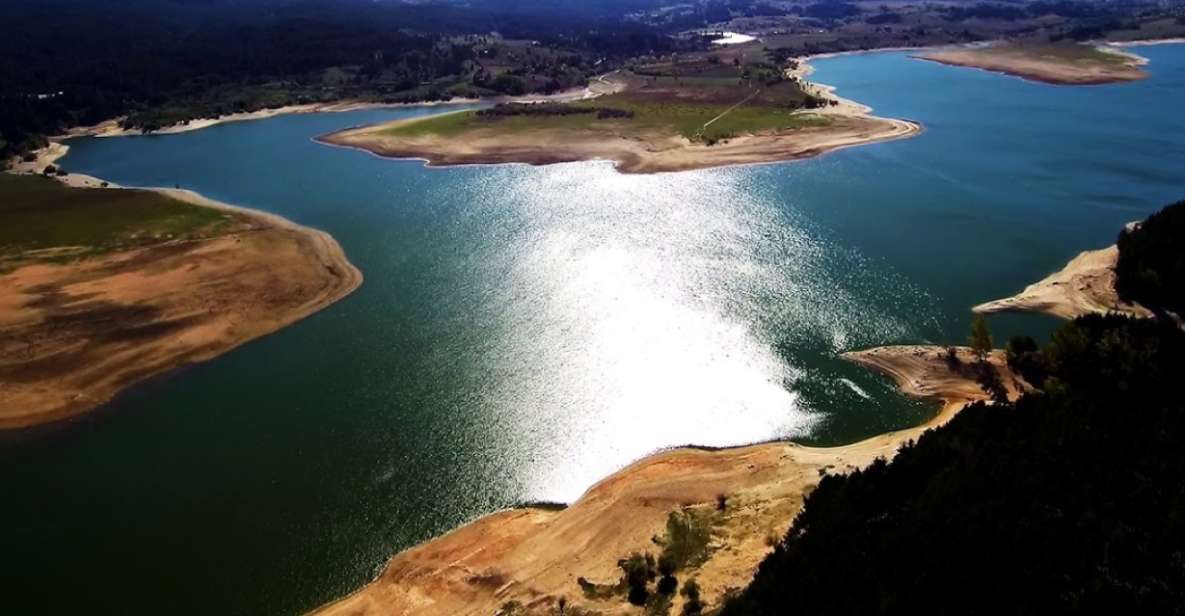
(0, 171, 361, 428)
(974, 245, 1151, 320)
(977, 200, 1184, 321)
(917, 42, 1147, 85)
(318, 51, 919, 174)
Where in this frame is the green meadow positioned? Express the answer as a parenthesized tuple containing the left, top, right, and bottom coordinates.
(0, 174, 233, 263)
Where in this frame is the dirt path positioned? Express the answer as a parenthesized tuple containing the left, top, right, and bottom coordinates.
(697, 88, 761, 135)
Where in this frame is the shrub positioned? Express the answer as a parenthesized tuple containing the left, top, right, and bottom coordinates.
(490, 74, 527, 96)
(944, 346, 960, 370)
(681, 579, 703, 615)
(619, 552, 654, 606)
(968, 314, 993, 358)
(660, 509, 714, 570)
(1005, 335, 1045, 385)
(656, 573, 678, 595)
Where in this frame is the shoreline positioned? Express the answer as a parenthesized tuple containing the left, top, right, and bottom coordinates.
(1106, 37, 1185, 47)
(315, 60, 921, 175)
(12, 38, 1182, 151)
(974, 243, 1151, 320)
(913, 42, 1150, 85)
(311, 345, 1022, 616)
(0, 74, 627, 429)
(34, 76, 623, 143)
(315, 114, 921, 175)
(2, 158, 362, 430)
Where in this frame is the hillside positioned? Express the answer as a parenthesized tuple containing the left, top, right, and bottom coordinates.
(721, 313, 1185, 614)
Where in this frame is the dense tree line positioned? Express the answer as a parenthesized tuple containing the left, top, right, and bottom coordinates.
(0, 0, 683, 162)
(1116, 199, 1185, 317)
(476, 103, 634, 119)
(721, 313, 1185, 615)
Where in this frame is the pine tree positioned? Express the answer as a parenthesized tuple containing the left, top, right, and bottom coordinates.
(969, 314, 993, 360)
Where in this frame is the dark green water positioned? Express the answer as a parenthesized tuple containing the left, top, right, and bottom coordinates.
(4, 45, 1185, 615)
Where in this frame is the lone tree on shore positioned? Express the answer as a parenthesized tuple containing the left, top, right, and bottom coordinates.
(969, 314, 993, 360)
(620, 552, 653, 606)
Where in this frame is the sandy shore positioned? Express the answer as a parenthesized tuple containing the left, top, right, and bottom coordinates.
(316, 63, 919, 174)
(29, 77, 624, 143)
(973, 244, 1151, 320)
(320, 113, 919, 175)
(28, 100, 477, 142)
(0, 174, 361, 429)
(916, 43, 1148, 85)
(1107, 37, 1185, 47)
(311, 345, 1021, 616)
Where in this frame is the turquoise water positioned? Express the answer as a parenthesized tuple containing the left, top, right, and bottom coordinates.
(4, 44, 1184, 615)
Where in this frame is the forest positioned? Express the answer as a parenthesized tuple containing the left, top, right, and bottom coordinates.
(719, 198, 1185, 614)
(721, 312, 1185, 615)
(0, 0, 681, 161)
(1116, 200, 1185, 317)
(4, 0, 1182, 162)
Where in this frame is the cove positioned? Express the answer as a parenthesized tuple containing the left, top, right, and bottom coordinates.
(3, 44, 1184, 616)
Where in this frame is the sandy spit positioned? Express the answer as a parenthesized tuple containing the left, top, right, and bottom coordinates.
(914, 43, 1148, 85)
(973, 244, 1151, 320)
(310, 345, 1021, 616)
(1106, 37, 1185, 47)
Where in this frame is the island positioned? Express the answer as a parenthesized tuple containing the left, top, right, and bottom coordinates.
(917, 42, 1147, 85)
(317, 50, 920, 174)
(312, 346, 1023, 616)
(0, 172, 361, 428)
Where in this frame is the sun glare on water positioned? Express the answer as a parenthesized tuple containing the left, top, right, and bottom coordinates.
(436, 163, 858, 501)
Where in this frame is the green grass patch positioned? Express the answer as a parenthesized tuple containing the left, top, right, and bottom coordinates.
(380, 83, 828, 144)
(700, 109, 832, 143)
(993, 43, 1130, 65)
(659, 508, 718, 571)
(381, 110, 483, 138)
(0, 174, 234, 262)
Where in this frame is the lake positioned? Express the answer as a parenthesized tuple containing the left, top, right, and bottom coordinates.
(4, 44, 1184, 615)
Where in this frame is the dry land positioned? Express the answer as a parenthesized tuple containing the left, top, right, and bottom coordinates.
(917, 43, 1147, 85)
(974, 244, 1152, 320)
(313, 346, 1023, 616)
(13, 78, 624, 145)
(318, 56, 919, 174)
(0, 173, 361, 428)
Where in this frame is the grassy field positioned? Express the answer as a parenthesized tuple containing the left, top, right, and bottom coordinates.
(0, 174, 235, 264)
(382, 98, 829, 144)
(989, 43, 1133, 65)
(381, 109, 483, 138)
(380, 73, 830, 145)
